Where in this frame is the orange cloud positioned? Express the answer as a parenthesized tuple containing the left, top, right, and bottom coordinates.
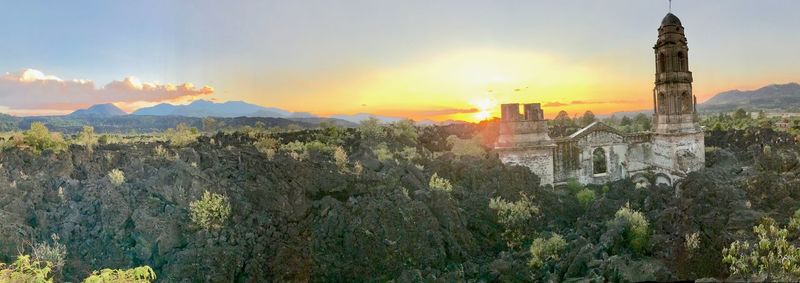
(0, 69, 213, 114)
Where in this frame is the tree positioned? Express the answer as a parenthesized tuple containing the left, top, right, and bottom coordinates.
(579, 111, 596, 127)
(620, 116, 632, 127)
(732, 108, 748, 120)
(23, 122, 67, 154)
(83, 266, 156, 283)
(609, 204, 650, 255)
(722, 218, 800, 281)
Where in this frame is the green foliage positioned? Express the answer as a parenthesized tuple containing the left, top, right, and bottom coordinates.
(611, 204, 650, 255)
(397, 146, 419, 162)
(390, 119, 418, 145)
(789, 208, 800, 231)
(732, 108, 749, 120)
(722, 218, 800, 281)
(190, 191, 232, 230)
(0, 255, 53, 282)
(83, 266, 156, 283)
(684, 232, 700, 256)
(164, 123, 200, 147)
(373, 143, 394, 163)
(21, 122, 67, 154)
(281, 141, 308, 160)
(334, 146, 348, 171)
(108, 169, 125, 187)
(446, 135, 485, 157)
(358, 117, 386, 143)
(576, 188, 596, 207)
(529, 234, 568, 270)
(565, 178, 584, 195)
(428, 173, 453, 192)
(579, 111, 596, 127)
(489, 194, 539, 248)
(254, 136, 279, 160)
(76, 126, 98, 152)
(32, 234, 66, 276)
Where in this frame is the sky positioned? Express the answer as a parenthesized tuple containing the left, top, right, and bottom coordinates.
(0, 1, 798, 121)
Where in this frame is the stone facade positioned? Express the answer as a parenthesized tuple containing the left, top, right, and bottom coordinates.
(495, 13, 705, 187)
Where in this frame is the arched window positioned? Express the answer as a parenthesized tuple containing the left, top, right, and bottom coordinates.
(658, 92, 667, 114)
(658, 53, 666, 73)
(593, 148, 607, 175)
(676, 52, 685, 71)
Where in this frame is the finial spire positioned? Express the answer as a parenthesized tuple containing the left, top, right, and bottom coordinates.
(669, 0, 672, 13)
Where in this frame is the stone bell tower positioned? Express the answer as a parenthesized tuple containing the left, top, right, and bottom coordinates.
(651, 13, 705, 175)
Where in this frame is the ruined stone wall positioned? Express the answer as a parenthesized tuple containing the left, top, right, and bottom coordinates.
(498, 147, 555, 186)
(573, 131, 630, 185)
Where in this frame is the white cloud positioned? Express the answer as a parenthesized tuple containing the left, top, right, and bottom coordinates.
(0, 68, 214, 113)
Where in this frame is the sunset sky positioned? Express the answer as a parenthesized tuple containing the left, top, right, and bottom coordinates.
(0, 1, 798, 121)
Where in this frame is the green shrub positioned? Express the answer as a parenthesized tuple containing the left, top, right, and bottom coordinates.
(164, 123, 199, 146)
(190, 191, 231, 230)
(611, 204, 650, 255)
(565, 178, 584, 195)
(373, 143, 394, 163)
(358, 117, 386, 143)
(83, 266, 156, 283)
(0, 255, 52, 282)
(529, 234, 568, 269)
(334, 146, 348, 171)
(281, 141, 308, 160)
(390, 119, 418, 144)
(722, 218, 800, 281)
(489, 194, 539, 248)
(254, 137, 279, 160)
(429, 173, 453, 192)
(108, 169, 125, 187)
(576, 188, 596, 207)
(22, 122, 67, 154)
(76, 126, 98, 152)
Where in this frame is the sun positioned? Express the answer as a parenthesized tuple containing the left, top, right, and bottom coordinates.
(470, 97, 496, 122)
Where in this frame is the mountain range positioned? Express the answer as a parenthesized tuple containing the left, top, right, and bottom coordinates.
(698, 82, 800, 112)
(68, 99, 412, 124)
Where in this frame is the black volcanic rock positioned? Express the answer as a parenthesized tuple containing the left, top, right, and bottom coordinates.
(69, 103, 127, 117)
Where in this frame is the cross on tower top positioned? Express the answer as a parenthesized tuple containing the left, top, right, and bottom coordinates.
(669, 0, 672, 13)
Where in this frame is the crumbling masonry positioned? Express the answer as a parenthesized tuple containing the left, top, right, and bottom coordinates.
(495, 13, 705, 186)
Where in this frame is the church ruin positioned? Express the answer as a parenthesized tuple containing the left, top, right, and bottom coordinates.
(495, 13, 705, 186)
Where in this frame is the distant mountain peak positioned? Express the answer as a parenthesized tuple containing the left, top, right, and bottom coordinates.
(69, 103, 127, 117)
(700, 82, 800, 112)
(132, 99, 311, 119)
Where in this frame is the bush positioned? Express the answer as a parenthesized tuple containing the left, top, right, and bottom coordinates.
(83, 266, 156, 283)
(358, 117, 386, 143)
(565, 178, 584, 195)
(373, 143, 394, 163)
(32, 234, 66, 276)
(390, 119, 418, 144)
(611, 204, 650, 255)
(281, 141, 308, 160)
(0, 255, 52, 282)
(334, 146, 348, 171)
(76, 126, 98, 152)
(722, 218, 800, 281)
(429, 173, 453, 192)
(529, 234, 568, 269)
(576, 188, 596, 207)
(22, 122, 67, 154)
(165, 123, 199, 147)
(190, 191, 231, 230)
(489, 194, 539, 248)
(108, 169, 125, 187)
(255, 137, 279, 160)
